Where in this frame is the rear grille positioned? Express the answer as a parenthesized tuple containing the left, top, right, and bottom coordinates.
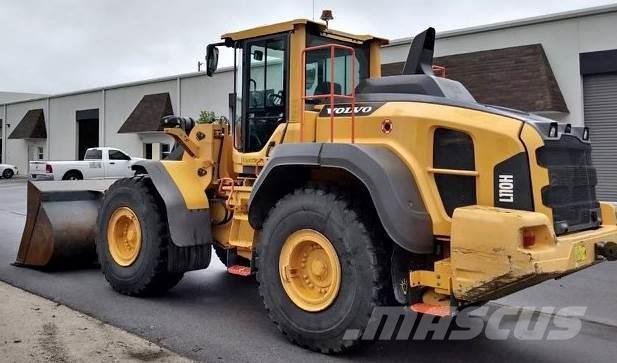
(536, 134, 601, 235)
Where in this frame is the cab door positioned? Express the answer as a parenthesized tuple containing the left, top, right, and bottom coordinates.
(239, 34, 288, 153)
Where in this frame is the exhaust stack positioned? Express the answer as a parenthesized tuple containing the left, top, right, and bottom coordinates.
(402, 27, 436, 76)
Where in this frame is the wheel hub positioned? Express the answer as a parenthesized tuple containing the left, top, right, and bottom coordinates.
(279, 229, 341, 312)
(107, 207, 142, 267)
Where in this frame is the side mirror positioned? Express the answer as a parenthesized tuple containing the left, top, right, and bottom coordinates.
(206, 44, 219, 76)
(253, 50, 264, 61)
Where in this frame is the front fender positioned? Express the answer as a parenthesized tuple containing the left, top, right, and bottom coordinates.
(132, 161, 212, 247)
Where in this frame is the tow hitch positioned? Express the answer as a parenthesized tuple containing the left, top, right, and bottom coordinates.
(596, 241, 617, 261)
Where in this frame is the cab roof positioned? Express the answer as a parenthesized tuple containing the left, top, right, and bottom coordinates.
(221, 18, 388, 45)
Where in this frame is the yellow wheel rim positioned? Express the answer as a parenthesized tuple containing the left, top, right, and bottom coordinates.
(107, 207, 142, 267)
(279, 229, 341, 312)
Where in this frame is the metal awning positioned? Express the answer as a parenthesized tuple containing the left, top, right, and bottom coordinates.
(381, 44, 568, 113)
(9, 109, 47, 139)
(118, 93, 173, 133)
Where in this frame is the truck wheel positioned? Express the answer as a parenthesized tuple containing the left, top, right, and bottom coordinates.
(96, 176, 183, 296)
(256, 187, 391, 353)
(62, 171, 83, 180)
(2, 169, 14, 179)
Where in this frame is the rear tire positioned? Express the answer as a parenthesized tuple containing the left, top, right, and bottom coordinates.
(2, 169, 14, 179)
(256, 187, 391, 353)
(96, 176, 183, 296)
(62, 171, 83, 180)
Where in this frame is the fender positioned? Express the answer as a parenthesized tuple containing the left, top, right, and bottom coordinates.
(248, 143, 434, 254)
(132, 160, 212, 247)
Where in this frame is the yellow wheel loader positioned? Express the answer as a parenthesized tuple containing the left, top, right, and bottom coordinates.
(14, 19, 617, 353)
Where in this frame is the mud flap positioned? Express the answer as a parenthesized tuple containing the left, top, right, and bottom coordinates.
(391, 245, 428, 304)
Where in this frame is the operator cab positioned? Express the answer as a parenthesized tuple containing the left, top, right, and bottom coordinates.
(205, 19, 386, 154)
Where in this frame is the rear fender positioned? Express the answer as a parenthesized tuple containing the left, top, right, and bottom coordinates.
(248, 143, 434, 254)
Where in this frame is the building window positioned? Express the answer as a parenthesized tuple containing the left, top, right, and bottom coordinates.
(37, 146, 45, 160)
(432, 128, 477, 216)
(161, 144, 171, 159)
(144, 143, 153, 159)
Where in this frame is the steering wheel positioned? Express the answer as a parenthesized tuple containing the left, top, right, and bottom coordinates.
(268, 91, 284, 106)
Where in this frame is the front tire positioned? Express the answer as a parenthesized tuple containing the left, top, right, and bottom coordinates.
(96, 176, 183, 296)
(256, 188, 391, 353)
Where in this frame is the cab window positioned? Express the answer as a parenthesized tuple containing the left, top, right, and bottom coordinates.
(109, 150, 131, 161)
(84, 149, 102, 160)
(241, 34, 288, 153)
(304, 34, 369, 100)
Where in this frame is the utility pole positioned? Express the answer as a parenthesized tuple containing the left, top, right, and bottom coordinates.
(312, 0, 315, 20)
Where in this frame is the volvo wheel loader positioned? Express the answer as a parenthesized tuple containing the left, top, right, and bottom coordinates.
(14, 19, 617, 353)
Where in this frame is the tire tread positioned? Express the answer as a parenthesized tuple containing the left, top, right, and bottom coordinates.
(96, 176, 183, 296)
(256, 186, 391, 353)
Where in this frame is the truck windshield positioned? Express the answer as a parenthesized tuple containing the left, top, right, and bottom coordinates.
(84, 149, 102, 160)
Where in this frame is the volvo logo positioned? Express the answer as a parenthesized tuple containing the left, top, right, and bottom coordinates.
(325, 106, 373, 115)
(318, 102, 384, 117)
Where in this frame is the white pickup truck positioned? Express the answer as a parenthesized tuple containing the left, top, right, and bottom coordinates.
(30, 147, 145, 181)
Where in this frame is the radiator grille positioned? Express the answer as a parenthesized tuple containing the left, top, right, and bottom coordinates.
(537, 134, 600, 234)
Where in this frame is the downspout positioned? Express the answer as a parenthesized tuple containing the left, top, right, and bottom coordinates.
(46, 97, 51, 158)
(1, 105, 6, 163)
(177, 77, 181, 116)
(101, 89, 106, 146)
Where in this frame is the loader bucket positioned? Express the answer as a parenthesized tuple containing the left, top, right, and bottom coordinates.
(15, 180, 115, 269)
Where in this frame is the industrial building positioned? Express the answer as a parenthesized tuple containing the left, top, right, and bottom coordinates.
(1, 4, 616, 198)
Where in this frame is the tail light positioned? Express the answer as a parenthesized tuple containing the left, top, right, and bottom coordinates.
(522, 229, 536, 248)
(46, 164, 53, 173)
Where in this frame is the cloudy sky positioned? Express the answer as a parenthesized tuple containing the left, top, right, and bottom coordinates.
(1, 0, 615, 94)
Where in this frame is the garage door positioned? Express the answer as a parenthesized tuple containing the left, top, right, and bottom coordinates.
(583, 73, 617, 201)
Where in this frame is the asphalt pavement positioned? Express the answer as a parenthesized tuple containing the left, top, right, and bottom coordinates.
(1, 177, 617, 362)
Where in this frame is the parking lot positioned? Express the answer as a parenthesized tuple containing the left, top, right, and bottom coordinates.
(1, 177, 617, 362)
